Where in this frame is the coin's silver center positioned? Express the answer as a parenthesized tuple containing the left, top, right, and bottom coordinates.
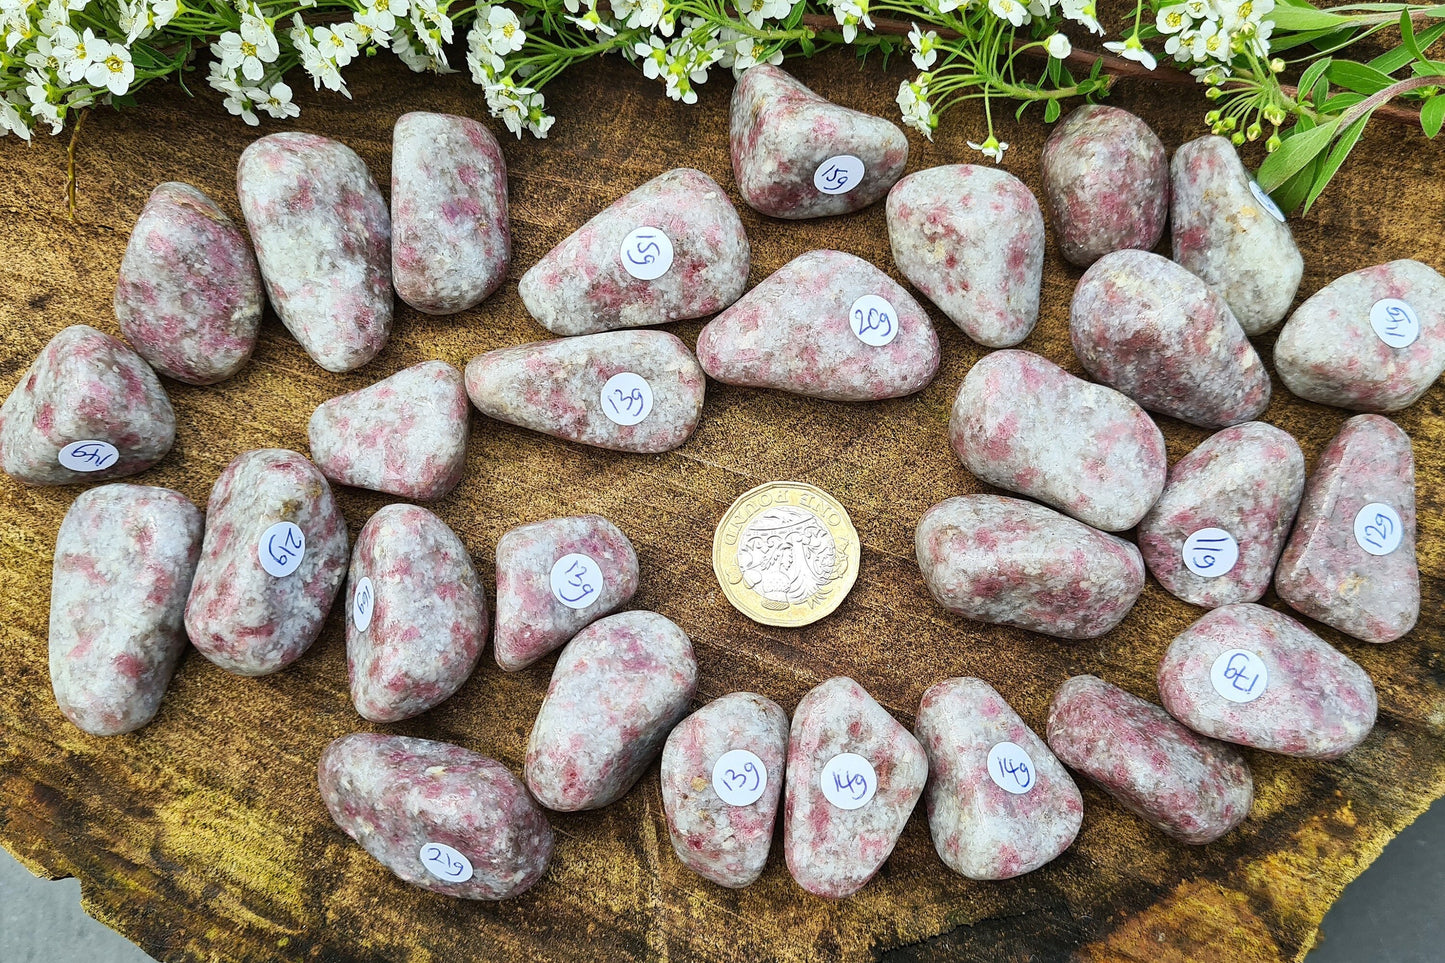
(735, 506, 838, 605)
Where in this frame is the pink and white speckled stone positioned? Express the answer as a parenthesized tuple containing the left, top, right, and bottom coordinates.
(113, 182, 262, 384)
(525, 611, 697, 811)
(0, 325, 175, 486)
(236, 132, 392, 373)
(1137, 422, 1305, 609)
(49, 484, 203, 736)
(493, 515, 639, 672)
(392, 111, 509, 315)
(696, 250, 939, 401)
(915, 678, 1082, 880)
(1170, 136, 1303, 335)
(1071, 250, 1271, 428)
(518, 168, 748, 335)
(660, 691, 789, 888)
(948, 349, 1166, 531)
(1040, 105, 1169, 267)
(465, 331, 706, 454)
(783, 677, 927, 898)
(308, 360, 469, 501)
(1047, 675, 1253, 845)
(346, 504, 487, 723)
(1275, 259, 1445, 412)
(1158, 604, 1377, 759)
(916, 495, 1146, 640)
(1275, 415, 1419, 643)
(319, 733, 553, 900)
(886, 165, 1045, 347)
(730, 65, 908, 220)
(184, 449, 349, 677)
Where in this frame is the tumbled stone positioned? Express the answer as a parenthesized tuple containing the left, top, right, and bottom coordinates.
(519, 168, 748, 335)
(308, 360, 469, 501)
(1158, 604, 1377, 759)
(319, 733, 552, 900)
(1275, 415, 1419, 643)
(1275, 259, 1445, 412)
(493, 515, 639, 672)
(113, 182, 263, 384)
(1137, 422, 1305, 609)
(1170, 135, 1303, 335)
(886, 165, 1045, 347)
(1040, 105, 1168, 267)
(915, 678, 1082, 880)
(184, 449, 349, 677)
(949, 349, 1165, 531)
(916, 495, 1146, 640)
(730, 64, 908, 219)
(236, 132, 392, 373)
(0, 325, 175, 486)
(696, 250, 939, 401)
(783, 676, 927, 898)
(465, 331, 706, 454)
(525, 611, 697, 811)
(49, 484, 203, 736)
(1071, 250, 1271, 428)
(1047, 675, 1253, 844)
(660, 691, 789, 888)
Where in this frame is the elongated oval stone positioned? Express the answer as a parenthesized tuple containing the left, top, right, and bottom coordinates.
(949, 349, 1166, 531)
(1158, 604, 1377, 759)
(236, 132, 392, 373)
(1275, 415, 1419, 643)
(113, 182, 263, 384)
(1071, 250, 1271, 428)
(916, 495, 1145, 640)
(465, 331, 706, 454)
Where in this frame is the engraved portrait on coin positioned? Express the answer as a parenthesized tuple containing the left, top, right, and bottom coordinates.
(735, 507, 839, 609)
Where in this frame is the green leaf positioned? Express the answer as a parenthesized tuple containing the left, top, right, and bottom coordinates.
(1303, 109, 1373, 212)
(1044, 99, 1062, 123)
(1296, 57, 1333, 102)
(1326, 60, 1397, 93)
(1313, 74, 1330, 108)
(1015, 100, 1031, 121)
(1047, 53, 1062, 86)
(1256, 117, 1343, 191)
(1368, 22, 1445, 73)
(1270, 7, 1355, 30)
(1423, 94, 1445, 137)
(1320, 92, 1367, 112)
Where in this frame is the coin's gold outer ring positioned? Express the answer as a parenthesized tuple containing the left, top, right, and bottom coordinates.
(712, 481, 862, 628)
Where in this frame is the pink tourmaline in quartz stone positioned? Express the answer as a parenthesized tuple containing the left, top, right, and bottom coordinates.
(886, 164, 1045, 347)
(915, 678, 1082, 880)
(916, 495, 1145, 640)
(113, 182, 263, 384)
(319, 733, 553, 900)
(696, 250, 940, 402)
(1275, 415, 1419, 643)
(392, 111, 510, 315)
(465, 331, 706, 454)
(184, 449, 349, 677)
(308, 360, 469, 501)
(783, 677, 927, 899)
(1158, 604, 1377, 759)
(0, 325, 175, 486)
(1040, 105, 1169, 267)
(525, 611, 697, 811)
(730, 64, 908, 219)
(948, 349, 1166, 531)
(1137, 422, 1305, 609)
(346, 504, 487, 723)
(1047, 675, 1253, 845)
(1071, 250, 1271, 428)
(518, 168, 748, 335)
(660, 691, 789, 888)
(49, 484, 203, 736)
(1274, 259, 1445, 412)
(236, 132, 392, 373)
(493, 515, 639, 672)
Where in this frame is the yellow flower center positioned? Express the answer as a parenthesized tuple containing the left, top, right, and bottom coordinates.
(1239, 1, 1253, 17)
(106, 54, 124, 73)
(1166, 11, 1182, 27)
(75, 41, 87, 58)
(241, 40, 257, 57)
(502, 23, 516, 38)
(376, 0, 388, 9)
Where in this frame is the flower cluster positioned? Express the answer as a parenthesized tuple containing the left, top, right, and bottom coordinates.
(1155, 0, 1275, 71)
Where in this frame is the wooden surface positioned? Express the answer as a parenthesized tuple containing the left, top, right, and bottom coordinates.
(1, 44, 1443, 963)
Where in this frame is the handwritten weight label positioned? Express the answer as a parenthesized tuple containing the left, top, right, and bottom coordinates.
(814, 155, 865, 195)
(986, 741, 1036, 795)
(820, 752, 877, 810)
(1354, 502, 1404, 556)
(1369, 298, 1420, 349)
(1211, 649, 1269, 704)
(352, 576, 375, 631)
(1182, 527, 1239, 578)
(419, 841, 474, 884)
(600, 372, 654, 427)
(712, 748, 768, 807)
(849, 294, 900, 347)
(620, 226, 674, 281)
(58, 440, 119, 473)
(258, 521, 305, 578)
(550, 553, 604, 610)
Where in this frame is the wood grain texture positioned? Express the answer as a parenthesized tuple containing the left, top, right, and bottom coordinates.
(1, 44, 1443, 963)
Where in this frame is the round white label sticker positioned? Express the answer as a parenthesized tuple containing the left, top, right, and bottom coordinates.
(1182, 528, 1239, 578)
(549, 552, 604, 609)
(619, 226, 673, 281)
(600, 372, 654, 426)
(813, 154, 866, 195)
(418, 842, 474, 883)
(986, 741, 1036, 795)
(712, 749, 768, 807)
(1369, 298, 1420, 349)
(352, 576, 375, 631)
(820, 752, 877, 810)
(1210, 649, 1269, 703)
(258, 521, 305, 577)
(1248, 179, 1285, 223)
(58, 440, 119, 473)
(1354, 502, 1404, 556)
(848, 294, 900, 347)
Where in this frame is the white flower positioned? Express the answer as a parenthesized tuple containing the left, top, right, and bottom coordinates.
(1, 92, 32, 141)
(213, 16, 280, 82)
(633, 35, 666, 79)
(1166, 29, 1192, 61)
(935, 0, 965, 11)
(1183, 0, 1216, 20)
(829, 0, 873, 44)
(53, 26, 103, 84)
(25, 69, 64, 134)
(1104, 34, 1158, 70)
(738, 0, 791, 29)
(466, 19, 502, 80)
(207, 59, 243, 94)
(625, 0, 665, 30)
(1026, 0, 1053, 18)
(895, 77, 936, 139)
(83, 38, 134, 95)
(908, 23, 938, 70)
(392, 25, 432, 72)
(486, 5, 525, 54)
(1060, 0, 1103, 34)
(1189, 19, 1227, 61)
(254, 81, 300, 119)
(358, 0, 408, 34)
(967, 134, 1008, 162)
(410, 0, 454, 61)
(224, 87, 259, 125)
(988, 0, 1029, 26)
(1191, 63, 1231, 84)
(568, 9, 616, 35)
(25, 34, 62, 74)
(313, 24, 361, 68)
(1044, 32, 1071, 59)
(1218, 0, 1272, 32)
(1156, 4, 1191, 34)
